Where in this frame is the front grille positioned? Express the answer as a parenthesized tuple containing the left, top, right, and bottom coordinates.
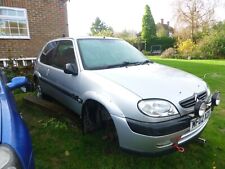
(179, 91, 207, 108)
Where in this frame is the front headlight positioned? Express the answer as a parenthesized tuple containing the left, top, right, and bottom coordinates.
(138, 100, 179, 117)
(0, 145, 22, 169)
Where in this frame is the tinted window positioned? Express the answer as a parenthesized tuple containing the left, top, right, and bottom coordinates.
(40, 41, 58, 65)
(53, 40, 76, 69)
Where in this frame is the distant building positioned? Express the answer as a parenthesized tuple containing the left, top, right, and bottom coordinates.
(0, 0, 68, 62)
(156, 19, 174, 37)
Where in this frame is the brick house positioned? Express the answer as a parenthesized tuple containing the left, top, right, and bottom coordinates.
(0, 0, 68, 66)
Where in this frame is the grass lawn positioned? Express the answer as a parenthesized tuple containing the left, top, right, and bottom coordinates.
(15, 57, 225, 169)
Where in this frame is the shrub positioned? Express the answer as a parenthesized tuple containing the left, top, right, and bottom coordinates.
(196, 30, 225, 59)
(177, 39, 196, 58)
(142, 50, 152, 56)
(4, 65, 33, 81)
(146, 37, 176, 52)
(179, 21, 225, 59)
(160, 48, 177, 58)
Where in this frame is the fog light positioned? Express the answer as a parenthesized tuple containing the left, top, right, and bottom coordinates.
(212, 92, 220, 106)
(195, 101, 207, 117)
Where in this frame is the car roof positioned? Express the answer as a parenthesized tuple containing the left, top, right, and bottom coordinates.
(49, 36, 120, 42)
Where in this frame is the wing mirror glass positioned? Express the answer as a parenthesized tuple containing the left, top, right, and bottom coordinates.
(64, 63, 78, 76)
(7, 76, 28, 90)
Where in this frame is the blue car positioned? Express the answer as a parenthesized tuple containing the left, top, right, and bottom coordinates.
(0, 71, 34, 169)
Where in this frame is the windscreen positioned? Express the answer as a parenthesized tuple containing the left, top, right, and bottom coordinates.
(77, 39, 147, 70)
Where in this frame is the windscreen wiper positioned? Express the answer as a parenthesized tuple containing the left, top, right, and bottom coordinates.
(103, 60, 153, 69)
(104, 61, 139, 69)
(135, 60, 154, 65)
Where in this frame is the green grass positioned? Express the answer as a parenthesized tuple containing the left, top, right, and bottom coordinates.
(16, 57, 225, 169)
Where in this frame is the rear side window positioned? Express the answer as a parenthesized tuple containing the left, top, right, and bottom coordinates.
(52, 40, 76, 69)
(40, 41, 58, 65)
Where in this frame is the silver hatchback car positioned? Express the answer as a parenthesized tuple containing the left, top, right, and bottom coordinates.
(34, 37, 220, 153)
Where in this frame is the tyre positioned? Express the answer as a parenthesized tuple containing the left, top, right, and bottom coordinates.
(34, 78, 47, 99)
(82, 101, 117, 140)
(82, 101, 102, 133)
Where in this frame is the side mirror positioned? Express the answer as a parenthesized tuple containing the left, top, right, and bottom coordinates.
(7, 76, 28, 90)
(64, 63, 78, 76)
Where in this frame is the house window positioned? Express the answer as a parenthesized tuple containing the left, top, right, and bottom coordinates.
(0, 7, 30, 39)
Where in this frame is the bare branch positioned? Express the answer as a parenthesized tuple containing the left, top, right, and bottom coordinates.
(173, 0, 216, 40)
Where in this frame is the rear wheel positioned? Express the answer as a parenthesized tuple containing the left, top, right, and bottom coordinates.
(34, 77, 47, 99)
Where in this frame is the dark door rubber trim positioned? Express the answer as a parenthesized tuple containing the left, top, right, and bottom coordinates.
(39, 76, 83, 104)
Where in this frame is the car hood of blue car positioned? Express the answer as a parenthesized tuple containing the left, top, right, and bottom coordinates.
(0, 97, 2, 142)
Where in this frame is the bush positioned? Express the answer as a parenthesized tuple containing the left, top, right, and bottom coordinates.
(160, 48, 177, 58)
(196, 30, 225, 59)
(3, 65, 34, 93)
(146, 37, 176, 52)
(4, 65, 34, 82)
(177, 39, 196, 59)
(178, 22, 225, 59)
(142, 50, 152, 56)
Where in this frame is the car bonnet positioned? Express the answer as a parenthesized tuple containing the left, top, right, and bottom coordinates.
(93, 63, 207, 103)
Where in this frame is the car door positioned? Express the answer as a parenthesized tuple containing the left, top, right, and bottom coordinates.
(45, 40, 82, 114)
(37, 41, 58, 96)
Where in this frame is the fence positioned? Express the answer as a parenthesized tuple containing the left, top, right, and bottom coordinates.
(0, 57, 36, 68)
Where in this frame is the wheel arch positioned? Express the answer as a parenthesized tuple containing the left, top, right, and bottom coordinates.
(81, 91, 125, 118)
(33, 71, 41, 85)
(81, 93, 125, 140)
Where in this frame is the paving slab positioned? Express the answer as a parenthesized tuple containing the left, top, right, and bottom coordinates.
(23, 95, 80, 124)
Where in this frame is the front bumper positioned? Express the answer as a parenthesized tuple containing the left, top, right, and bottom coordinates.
(111, 109, 211, 153)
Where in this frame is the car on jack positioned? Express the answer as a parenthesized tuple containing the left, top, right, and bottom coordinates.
(0, 71, 34, 169)
(34, 37, 220, 153)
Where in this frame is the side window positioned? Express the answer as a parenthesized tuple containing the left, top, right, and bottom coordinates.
(53, 40, 76, 69)
(40, 41, 58, 65)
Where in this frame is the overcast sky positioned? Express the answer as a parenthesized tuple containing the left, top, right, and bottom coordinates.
(67, 0, 225, 36)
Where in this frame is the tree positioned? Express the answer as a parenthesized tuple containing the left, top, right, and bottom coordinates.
(174, 0, 218, 41)
(196, 21, 225, 58)
(114, 30, 142, 49)
(115, 30, 138, 42)
(141, 5, 156, 43)
(90, 17, 113, 36)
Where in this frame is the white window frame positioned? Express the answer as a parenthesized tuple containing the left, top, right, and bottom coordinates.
(0, 6, 30, 39)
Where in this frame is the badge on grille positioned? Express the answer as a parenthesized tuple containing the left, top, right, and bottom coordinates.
(194, 93, 199, 102)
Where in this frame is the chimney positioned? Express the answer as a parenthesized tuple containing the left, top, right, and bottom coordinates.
(167, 21, 170, 26)
(161, 19, 164, 24)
